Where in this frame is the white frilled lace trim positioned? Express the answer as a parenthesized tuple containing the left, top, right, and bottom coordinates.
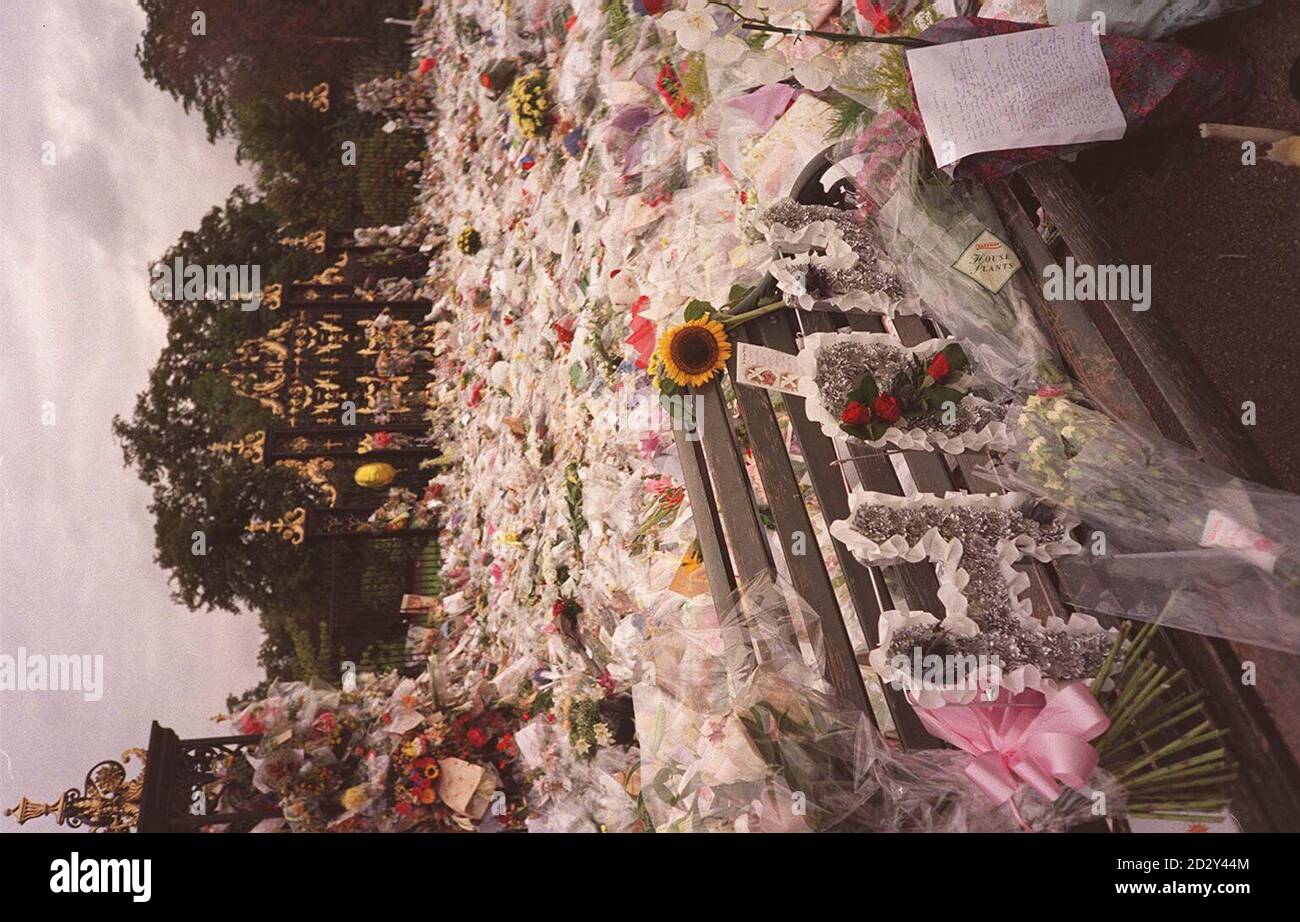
(831, 490, 1103, 703)
(798, 331, 1013, 454)
(866, 607, 1111, 708)
(762, 218, 924, 317)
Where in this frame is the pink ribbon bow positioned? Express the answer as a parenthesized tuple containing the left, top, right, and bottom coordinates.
(913, 682, 1110, 805)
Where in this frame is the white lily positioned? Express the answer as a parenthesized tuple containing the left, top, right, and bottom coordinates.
(792, 52, 836, 91)
(660, 0, 719, 53)
(705, 32, 748, 65)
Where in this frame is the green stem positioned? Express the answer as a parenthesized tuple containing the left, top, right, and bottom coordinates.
(1122, 760, 1237, 788)
(1120, 747, 1230, 786)
(1125, 799, 1230, 812)
(1127, 811, 1227, 823)
(1100, 701, 1208, 760)
(706, 2, 934, 48)
(1090, 622, 1129, 696)
(736, 22, 932, 48)
(720, 299, 786, 327)
(1125, 772, 1237, 794)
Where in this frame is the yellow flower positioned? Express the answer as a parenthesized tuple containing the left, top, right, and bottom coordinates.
(341, 785, 371, 813)
(657, 318, 731, 388)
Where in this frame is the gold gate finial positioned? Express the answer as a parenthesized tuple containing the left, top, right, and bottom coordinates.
(6, 749, 147, 832)
(284, 82, 330, 112)
(208, 430, 266, 464)
(245, 506, 307, 544)
(278, 230, 327, 254)
(5, 793, 71, 825)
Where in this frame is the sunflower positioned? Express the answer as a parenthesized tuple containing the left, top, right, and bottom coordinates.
(657, 318, 731, 388)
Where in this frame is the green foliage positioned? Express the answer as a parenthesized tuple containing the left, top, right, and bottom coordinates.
(135, 0, 420, 143)
(823, 92, 874, 141)
(113, 187, 330, 616)
(128, 1, 434, 693)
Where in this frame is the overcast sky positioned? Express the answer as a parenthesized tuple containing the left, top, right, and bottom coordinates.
(0, 0, 266, 831)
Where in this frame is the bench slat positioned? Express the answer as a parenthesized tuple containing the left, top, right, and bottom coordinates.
(672, 428, 737, 615)
(1021, 160, 1273, 482)
(671, 427, 759, 679)
(752, 308, 943, 748)
(695, 380, 774, 585)
(983, 180, 1158, 430)
(728, 326, 876, 718)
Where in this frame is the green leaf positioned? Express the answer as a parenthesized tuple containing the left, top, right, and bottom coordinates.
(849, 373, 879, 405)
(727, 284, 752, 307)
(923, 385, 966, 410)
(941, 343, 969, 372)
(683, 299, 714, 321)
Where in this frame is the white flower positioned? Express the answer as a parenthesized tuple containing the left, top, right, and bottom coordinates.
(705, 32, 747, 65)
(660, 0, 718, 53)
(792, 52, 835, 91)
(736, 49, 791, 86)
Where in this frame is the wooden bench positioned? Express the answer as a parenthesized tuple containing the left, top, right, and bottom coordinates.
(671, 145, 1300, 832)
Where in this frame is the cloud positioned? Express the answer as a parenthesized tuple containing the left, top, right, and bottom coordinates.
(0, 0, 267, 831)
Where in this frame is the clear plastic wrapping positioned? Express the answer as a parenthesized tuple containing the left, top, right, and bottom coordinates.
(633, 574, 1114, 831)
(1004, 391, 1300, 653)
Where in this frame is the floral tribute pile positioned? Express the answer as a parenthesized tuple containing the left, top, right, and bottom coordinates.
(217, 1, 1295, 832)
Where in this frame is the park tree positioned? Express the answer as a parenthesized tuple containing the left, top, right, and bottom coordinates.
(135, 0, 417, 142)
(113, 187, 328, 617)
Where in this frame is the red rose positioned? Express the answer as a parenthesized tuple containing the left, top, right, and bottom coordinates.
(856, 1, 899, 33)
(840, 400, 872, 427)
(417, 57, 435, 75)
(479, 72, 492, 88)
(872, 394, 902, 423)
(553, 322, 574, 344)
(466, 728, 489, 748)
(373, 431, 394, 449)
(926, 353, 950, 383)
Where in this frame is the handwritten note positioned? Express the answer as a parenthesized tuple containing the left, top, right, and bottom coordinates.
(906, 23, 1126, 171)
(735, 342, 803, 395)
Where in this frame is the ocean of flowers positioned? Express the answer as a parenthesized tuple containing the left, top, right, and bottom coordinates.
(219, 0, 1289, 832)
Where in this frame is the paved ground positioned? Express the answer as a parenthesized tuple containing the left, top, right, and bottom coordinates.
(1063, 2, 1300, 772)
(1071, 0, 1300, 491)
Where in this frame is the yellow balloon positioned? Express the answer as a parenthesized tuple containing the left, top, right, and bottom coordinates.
(354, 462, 398, 488)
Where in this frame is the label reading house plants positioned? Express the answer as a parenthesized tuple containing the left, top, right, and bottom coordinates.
(953, 229, 1022, 294)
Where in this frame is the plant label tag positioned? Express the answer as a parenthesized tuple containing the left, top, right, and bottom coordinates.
(953, 229, 1021, 294)
(1199, 508, 1279, 572)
